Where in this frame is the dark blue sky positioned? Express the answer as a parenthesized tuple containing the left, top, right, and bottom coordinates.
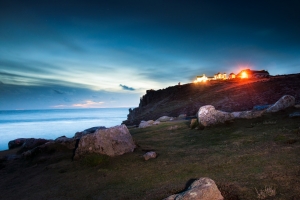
(1, 0, 300, 110)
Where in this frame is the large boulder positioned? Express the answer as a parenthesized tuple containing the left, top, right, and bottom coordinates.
(198, 105, 233, 126)
(74, 124, 136, 158)
(266, 95, 295, 112)
(164, 177, 224, 200)
(231, 110, 265, 119)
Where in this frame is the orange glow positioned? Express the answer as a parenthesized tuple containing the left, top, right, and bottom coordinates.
(241, 71, 248, 79)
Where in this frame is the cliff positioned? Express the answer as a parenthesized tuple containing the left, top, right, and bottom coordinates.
(123, 73, 300, 125)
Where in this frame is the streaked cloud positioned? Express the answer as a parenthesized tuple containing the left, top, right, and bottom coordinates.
(72, 100, 105, 108)
(119, 84, 135, 91)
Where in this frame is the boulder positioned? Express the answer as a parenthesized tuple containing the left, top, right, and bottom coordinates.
(8, 138, 27, 149)
(15, 138, 51, 154)
(178, 114, 187, 119)
(266, 95, 295, 112)
(74, 124, 136, 158)
(156, 116, 173, 122)
(164, 177, 224, 200)
(198, 105, 233, 126)
(139, 120, 154, 128)
(153, 121, 160, 125)
(55, 136, 77, 149)
(143, 151, 157, 160)
(231, 110, 265, 119)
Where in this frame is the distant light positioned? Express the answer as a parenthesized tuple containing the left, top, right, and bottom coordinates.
(241, 71, 248, 79)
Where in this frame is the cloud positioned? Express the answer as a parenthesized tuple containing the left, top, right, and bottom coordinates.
(52, 89, 64, 94)
(119, 84, 135, 91)
(72, 100, 104, 108)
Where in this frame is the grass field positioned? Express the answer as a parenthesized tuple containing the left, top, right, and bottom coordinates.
(0, 107, 300, 199)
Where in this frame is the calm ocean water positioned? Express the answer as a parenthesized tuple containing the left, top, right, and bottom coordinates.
(0, 108, 129, 151)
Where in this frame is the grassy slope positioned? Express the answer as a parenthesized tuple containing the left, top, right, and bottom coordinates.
(0, 107, 300, 200)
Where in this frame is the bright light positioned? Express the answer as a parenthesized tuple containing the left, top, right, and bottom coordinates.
(241, 71, 248, 79)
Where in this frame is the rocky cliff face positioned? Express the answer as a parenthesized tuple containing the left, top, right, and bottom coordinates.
(123, 74, 300, 125)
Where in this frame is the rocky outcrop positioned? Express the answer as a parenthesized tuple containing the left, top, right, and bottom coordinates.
(123, 74, 300, 125)
(266, 95, 295, 112)
(74, 124, 135, 158)
(8, 138, 51, 153)
(8, 138, 27, 149)
(198, 105, 233, 126)
(164, 177, 224, 200)
(143, 151, 157, 160)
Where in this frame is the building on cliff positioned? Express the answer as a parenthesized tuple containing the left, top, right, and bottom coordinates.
(214, 72, 227, 80)
(236, 69, 270, 78)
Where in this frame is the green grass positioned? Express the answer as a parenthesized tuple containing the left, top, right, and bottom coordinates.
(1, 107, 300, 200)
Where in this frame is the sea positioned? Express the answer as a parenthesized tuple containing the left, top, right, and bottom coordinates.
(0, 108, 129, 151)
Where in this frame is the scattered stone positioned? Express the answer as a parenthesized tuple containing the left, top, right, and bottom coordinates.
(74, 124, 136, 158)
(198, 105, 233, 126)
(138, 120, 155, 128)
(55, 136, 77, 149)
(289, 112, 300, 118)
(231, 110, 265, 119)
(266, 95, 295, 112)
(178, 114, 187, 119)
(156, 116, 173, 122)
(153, 121, 160, 125)
(143, 151, 157, 160)
(164, 177, 224, 200)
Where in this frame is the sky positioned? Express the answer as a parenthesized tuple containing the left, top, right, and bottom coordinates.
(0, 0, 300, 110)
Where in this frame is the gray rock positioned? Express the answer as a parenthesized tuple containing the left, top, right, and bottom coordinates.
(164, 177, 224, 200)
(156, 116, 173, 122)
(143, 151, 157, 160)
(231, 110, 265, 119)
(138, 120, 154, 128)
(74, 124, 136, 158)
(153, 121, 160, 125)
(198, 105, 233, 126)
(178, 114, 187, 119)
(266, 95, 295, 112)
